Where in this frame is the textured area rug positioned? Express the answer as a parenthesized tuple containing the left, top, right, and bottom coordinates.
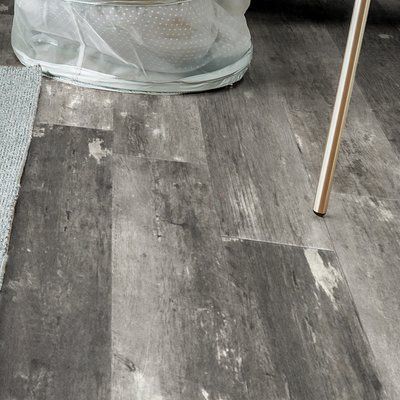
(0, 66, 41, 289)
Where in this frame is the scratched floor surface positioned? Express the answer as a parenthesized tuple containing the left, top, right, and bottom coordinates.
(0, 1, 399, 399)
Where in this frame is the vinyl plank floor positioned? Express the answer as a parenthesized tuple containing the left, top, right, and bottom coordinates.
(246, 8, 400, 199)
(0, 14, 18, 66)
(320, 0, 400, 157)
(111, 155, 246, 400)
(112, 154, 383, 400)
(36, 80, 115, 131)
(326, 194, 400, 400)
(0, 4, 399, 400)
(197, 34, 332, 248)
(113, 94, 206, 164)
(0, 0, 13, 15)
(0, 125, 113, 400)
(224, 238, 383, 400)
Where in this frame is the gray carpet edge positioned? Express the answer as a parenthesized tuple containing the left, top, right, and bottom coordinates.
(0, 66, 42, 290)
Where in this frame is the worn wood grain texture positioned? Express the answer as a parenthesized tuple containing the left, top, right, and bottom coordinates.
(113, 94, 206, 164)
(0, 4, 399, 400)
(326, 194, 400, 400)
(111, 155, 252, 400)
(36, 80, 115, 131)
(197, 55, 332, 249)
(112, 154, 383, 400)
(320, 0, 400, 157)
(0, 0, 13, 15)
(0, 125, 113, 400)
(246, 8, 400, 199)
(224, 238, 384, 400)
(0, 15, 18, 66)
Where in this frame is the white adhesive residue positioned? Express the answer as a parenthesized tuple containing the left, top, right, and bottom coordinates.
(201, 388, 210, 400)
(304, 249, 341, 308)
(379, 207, 395, 222)
(88, 138, 111, 163)
(33, 127, 45, 138)
(133, 371, 164, 400)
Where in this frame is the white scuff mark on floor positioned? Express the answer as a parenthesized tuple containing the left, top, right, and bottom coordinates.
(221, 236, 241, 243)
(364, 197, 395, 222)
(152, 124, 166, 139)
(378, 33, 393, 39)
(0, 4, 8, 12)
(244, 90, 254, 99)
(45, 83, 52, 96)
(216, 342, 228, 362)
(294, 133, 303, 152)
(304, 248, 341, 308)
(120, 111, 128, 117)
(67, 95, 81, 109)
(201, 388, 210, 400)
(88, 138, 111, 163)
(378, 206, 394, 222)
(375, 201, 395, 222)
(33, 127, 46, 138)
(133, 371, 164, 400)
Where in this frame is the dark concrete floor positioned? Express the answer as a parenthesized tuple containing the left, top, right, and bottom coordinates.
(0, 1, 399, 399)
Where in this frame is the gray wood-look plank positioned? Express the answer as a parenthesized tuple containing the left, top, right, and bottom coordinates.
(321, 0, 400, 157)
(113, 94, 206, 164)
(0, 4, 399, 400)
(326, 194, 400, 400)
(0, 125, 113, 400)
(111, 155, 248, 400)
(0, 14, 18, 66)
(36, 80, 115, 131)
(112, 154, 383, 400)
(224, 238, 384, 400)
(246, 9, 400, 199)
(197, 42, 332, 249)
(0, 0, 13, 15)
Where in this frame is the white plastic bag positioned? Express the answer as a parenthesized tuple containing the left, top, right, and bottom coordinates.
(12, 0, 252, 93)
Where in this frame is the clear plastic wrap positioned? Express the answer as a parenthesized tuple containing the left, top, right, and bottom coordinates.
(11, 0, 252, 93)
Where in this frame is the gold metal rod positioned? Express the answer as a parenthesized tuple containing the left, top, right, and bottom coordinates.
(313, 0, 371, 217)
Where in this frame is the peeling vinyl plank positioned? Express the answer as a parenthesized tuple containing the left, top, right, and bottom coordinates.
(36, 80, 115, 131)
(113, 94, 207, 165)
(0, 125, 112, 400)
(326, 194, 400, 400)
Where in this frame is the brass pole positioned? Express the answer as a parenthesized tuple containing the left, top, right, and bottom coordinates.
(313, 0, 371, 217)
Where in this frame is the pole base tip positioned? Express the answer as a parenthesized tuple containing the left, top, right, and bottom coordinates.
(313, 210, 326, 218)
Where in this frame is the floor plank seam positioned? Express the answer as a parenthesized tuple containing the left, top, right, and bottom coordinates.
(34, 121, 114, 133)
(113, 152, 209, 167)
(331, 191, 400, 202)
(220, 235, 335, 252)
(321, 217, 386, 386)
